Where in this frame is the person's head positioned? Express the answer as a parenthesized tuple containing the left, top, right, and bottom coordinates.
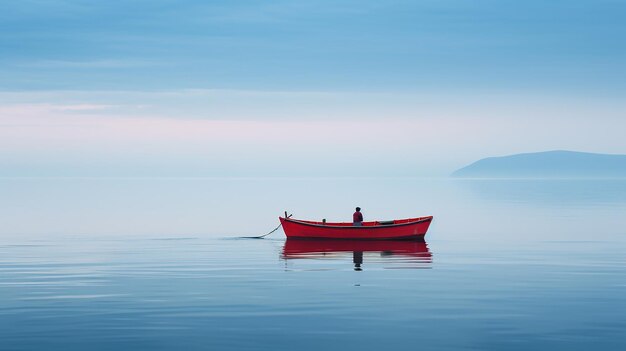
(356, 207, 361, 212)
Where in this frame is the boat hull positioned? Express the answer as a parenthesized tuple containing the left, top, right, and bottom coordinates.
(280, 216, 432, 240)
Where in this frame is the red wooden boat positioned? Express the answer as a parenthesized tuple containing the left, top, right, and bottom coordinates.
(280, 215, 433, 240)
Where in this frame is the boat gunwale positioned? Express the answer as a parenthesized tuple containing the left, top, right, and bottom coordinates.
(282, 216, 432, 230)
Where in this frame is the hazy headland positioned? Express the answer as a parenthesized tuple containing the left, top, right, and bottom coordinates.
(452, 150, 626, 179)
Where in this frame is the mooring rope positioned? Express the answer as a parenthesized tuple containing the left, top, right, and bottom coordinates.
(242, 223, 282, 239)
(240, 213, 292, 239)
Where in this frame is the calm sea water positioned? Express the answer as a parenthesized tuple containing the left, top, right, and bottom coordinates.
(1, 178, 625, 350)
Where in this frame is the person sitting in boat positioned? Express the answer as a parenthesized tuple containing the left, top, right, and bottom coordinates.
(353, 207, 363, 226)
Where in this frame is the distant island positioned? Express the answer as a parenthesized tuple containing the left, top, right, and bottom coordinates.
(452, 150, 626, 178)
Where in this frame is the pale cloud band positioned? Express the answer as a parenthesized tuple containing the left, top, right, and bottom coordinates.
(1, 89, 624, 177)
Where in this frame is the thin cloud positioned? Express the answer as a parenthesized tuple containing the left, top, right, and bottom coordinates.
(15, 59, 165, 68)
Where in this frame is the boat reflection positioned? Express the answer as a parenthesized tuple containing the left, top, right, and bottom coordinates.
(282, 239, 432, 271)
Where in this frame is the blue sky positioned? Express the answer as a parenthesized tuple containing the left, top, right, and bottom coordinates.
(1, 0, 625, 176)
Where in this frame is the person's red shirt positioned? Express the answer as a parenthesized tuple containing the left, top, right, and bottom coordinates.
(353, 211, 363, 223)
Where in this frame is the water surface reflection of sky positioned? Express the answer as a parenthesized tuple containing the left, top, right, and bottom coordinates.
(1, 178, 625, 350)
